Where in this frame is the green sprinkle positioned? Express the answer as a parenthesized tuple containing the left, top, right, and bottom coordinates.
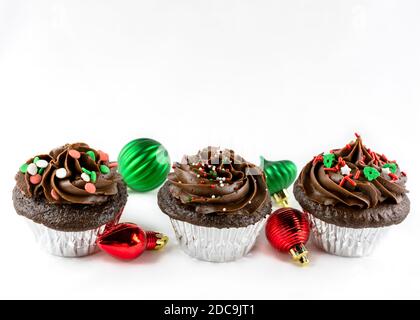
(100, 165, 110, 174)
(38, 167, 45, 175)
(33, 156, 40, 164)
(20, 163, 28, 173)
(187, 196, 192, 202)
(364, 166, 380, 181)
(86, 151, 96, 161)
(323, 153, 336, 168)
(91, 171, 97, 183)
(383, 163, 397, 174)
(82, 167, 92, 175)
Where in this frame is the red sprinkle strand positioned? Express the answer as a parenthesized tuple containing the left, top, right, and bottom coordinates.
(381, 154, 388, 162)
(389, 173, 398, 181)
(312, 155, 323, 165)
(401, 171, 407, 177)
(340, 175, 356, 187)
(355, 132, 361, 138)
(345, 144, 352, 150)
(354, 170, 361, 180)
(324, 166, 339, 173)
(347, 178, 357, 187)
(210, 184, 216, 189)
(369, 151, 379, 165)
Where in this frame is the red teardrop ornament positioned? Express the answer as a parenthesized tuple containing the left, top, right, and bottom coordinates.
(266, 208, 310, 265)
(97, 223, 168, 260)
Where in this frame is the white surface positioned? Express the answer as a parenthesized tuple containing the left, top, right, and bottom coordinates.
(0, 0, 419, 300)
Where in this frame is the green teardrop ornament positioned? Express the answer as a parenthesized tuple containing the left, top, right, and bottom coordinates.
(260, 157, 298, 207)
(118, 138, 171, 192)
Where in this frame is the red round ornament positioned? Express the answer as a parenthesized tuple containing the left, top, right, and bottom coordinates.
(97, 223, 168, 260)
(266, 208, 310, 265)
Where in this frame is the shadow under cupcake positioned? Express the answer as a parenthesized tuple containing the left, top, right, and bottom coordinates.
(158, 147, 272, 262)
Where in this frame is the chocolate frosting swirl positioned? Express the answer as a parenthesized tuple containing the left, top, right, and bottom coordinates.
(16, 143, 119, 205)
(167, 147, 269, 215)
(297, 136, 408, 209)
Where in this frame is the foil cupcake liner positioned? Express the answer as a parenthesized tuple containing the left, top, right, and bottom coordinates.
(170, 218, 267, 262)
(306, 212, 386, 257)
(27, 221, 107, 257)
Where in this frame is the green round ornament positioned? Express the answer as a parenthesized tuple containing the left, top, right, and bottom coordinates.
(260, 156, 298, 207)
(118, 138, 171, 192)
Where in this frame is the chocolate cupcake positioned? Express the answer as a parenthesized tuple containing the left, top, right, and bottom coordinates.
(13, 143, 128, 257)
(158, 147, 272, 262)
(294, 134, 410, 257)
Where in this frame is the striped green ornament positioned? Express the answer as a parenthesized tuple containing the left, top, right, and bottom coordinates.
(118, 138, 171, 192)
(260, 157, 297, 207)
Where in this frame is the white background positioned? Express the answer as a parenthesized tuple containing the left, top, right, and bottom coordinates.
(0, 0, 419, 300)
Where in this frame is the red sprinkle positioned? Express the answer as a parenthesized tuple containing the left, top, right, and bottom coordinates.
(389, 173, 398, 181)
(346, 144, 352, 150)
(30, 174, 42, 185)
(354, 170, 361, 180)
(98, 150, 109, 162)
(210, 184, 216, 189)
(347, 178, 357, 187)
(340, 175, 356, 187)
(69, 149, 81, 159)
(381, 154, 388, 162)
(401, 171, 407, 177)
(312, 155, 323, 165)
(108, 162, 118, 168)
(85, 182, 96, 194)
(369, 151, 379, 165)
(324, 167, 339, 172)
(51, 189, 60, 201)
(355, 132, 361, 138)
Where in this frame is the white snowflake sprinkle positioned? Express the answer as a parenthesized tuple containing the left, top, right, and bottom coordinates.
(382, 167, 391, 175)
(340, 165, 352, 176)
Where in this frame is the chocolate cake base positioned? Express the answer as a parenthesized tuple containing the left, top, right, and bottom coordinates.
(158, 181, 272, 229)
(13, 181, 128, 232)
(293, 182, 410, 228)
